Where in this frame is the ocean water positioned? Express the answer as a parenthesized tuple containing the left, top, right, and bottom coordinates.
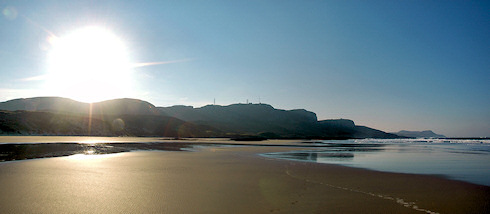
(263, 139, 490, 186)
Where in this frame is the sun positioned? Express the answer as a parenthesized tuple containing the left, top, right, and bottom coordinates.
(46, 26, 134, 103)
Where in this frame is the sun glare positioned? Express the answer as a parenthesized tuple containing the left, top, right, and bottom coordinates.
(46, 26, 134, 103)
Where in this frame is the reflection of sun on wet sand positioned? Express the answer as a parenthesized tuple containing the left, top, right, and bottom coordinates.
(0, 142, 488, 213)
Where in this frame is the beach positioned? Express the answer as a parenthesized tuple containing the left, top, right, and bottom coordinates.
(0, 139, 488, 213)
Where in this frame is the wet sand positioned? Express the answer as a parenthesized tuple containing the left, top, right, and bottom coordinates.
(0, 145, 488, 213)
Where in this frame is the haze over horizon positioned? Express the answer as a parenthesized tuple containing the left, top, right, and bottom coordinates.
(1, 1, 489, 137)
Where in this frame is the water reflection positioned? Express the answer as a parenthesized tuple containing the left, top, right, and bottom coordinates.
(264, 141, 490, 186)
(0, 142, 194, 162)
(273, 152, 355, 162)
(265, 143, 386, 163)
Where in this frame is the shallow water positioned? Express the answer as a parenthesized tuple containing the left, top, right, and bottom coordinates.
(263, 139, 490, 186)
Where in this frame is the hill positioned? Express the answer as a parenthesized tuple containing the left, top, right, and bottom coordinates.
(0, 97, 159, 115)
(394, 130, 446, 138)
(1, 97, 399, 139)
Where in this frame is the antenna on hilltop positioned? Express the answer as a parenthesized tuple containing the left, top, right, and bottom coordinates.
(213, 98, 215, 105)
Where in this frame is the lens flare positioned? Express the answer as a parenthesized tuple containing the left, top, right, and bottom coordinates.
(2, 6, 18, 20)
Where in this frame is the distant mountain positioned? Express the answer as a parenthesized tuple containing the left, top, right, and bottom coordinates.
(0, 97, 400, 139)
(394, 130, 446, 138)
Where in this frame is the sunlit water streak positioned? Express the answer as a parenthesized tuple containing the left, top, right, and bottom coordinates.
(263, 139, 490, 186)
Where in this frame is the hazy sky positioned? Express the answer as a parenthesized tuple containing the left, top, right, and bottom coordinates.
(0, 0, 489, 137)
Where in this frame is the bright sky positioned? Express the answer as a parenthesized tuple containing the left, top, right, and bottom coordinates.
(0, 0, 489, 137)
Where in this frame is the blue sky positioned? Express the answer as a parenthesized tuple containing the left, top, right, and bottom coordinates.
(0, 0, 489, 137)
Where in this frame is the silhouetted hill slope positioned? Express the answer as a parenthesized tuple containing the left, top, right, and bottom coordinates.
(91, 98, 160, 115)
(0, 110, 220, 137)
(0, 97, 87, 113)
(354, 126, 399, 139)
(0, 110, 111, 135)
(394, 130, 446, 138)
(0, 97, 159, 116)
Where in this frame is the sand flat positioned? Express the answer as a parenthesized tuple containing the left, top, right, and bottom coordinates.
(0, 146, 488, 213)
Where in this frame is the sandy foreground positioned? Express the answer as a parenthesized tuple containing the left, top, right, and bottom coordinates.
(0, 144, 488, 213)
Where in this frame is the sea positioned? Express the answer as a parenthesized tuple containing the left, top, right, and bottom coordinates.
(263, 138, 490, 186)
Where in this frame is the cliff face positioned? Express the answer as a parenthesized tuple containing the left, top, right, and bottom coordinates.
(0, 97, 399, 139)
(319, 119, 356, 128)
(159, 103, 320, 138)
